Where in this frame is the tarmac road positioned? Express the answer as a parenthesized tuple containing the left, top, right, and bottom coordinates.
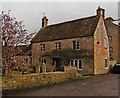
(3, 74, 119, 96)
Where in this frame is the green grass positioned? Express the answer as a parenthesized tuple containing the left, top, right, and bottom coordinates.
(8, 71, 21, 76)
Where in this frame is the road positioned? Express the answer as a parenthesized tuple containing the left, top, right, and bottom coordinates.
(3, 74, 119, 96)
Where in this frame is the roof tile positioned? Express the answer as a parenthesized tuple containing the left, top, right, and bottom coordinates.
(32, 15, 99, 43)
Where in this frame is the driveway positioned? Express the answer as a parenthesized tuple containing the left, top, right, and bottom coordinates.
(3, 74, 119, 96)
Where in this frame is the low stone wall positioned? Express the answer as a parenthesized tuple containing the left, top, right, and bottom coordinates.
(2, 71, 81, 90)
(64, 66, 77, 73)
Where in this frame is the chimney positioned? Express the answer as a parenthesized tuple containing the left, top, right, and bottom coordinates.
(96, 6, 105, 19)
(42, 16, 48, 28)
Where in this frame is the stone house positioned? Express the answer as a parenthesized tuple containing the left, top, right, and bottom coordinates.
(31, 7, 110, 75)
(105, 18, 120, 63)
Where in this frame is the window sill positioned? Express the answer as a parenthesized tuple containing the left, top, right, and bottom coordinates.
(105, 67, 109, 69)
(77, 69, 82, 70)
(73, 49, 80, 50)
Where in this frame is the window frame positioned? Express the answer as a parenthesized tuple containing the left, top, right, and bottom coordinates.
(109, 47, 113, 53)
(104, 38, 108, 49)
(70, 59, 82, 70)
(54, 42, 61, 50)
(40, 43, 45, 51)
(105, 57, 109, 69)
(72, 41, 80, 50)
(41, 59, 46, 64)
(108, 36, 112, 42)
(70, 60, 74, 66)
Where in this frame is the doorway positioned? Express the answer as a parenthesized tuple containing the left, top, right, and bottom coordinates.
(52, 58, 63, 71)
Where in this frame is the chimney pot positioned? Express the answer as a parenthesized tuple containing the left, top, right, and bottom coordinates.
(42, 16, 48, 27)
(96, 6, 105, 19)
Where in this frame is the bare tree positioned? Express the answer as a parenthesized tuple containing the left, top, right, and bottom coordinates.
(0, 10, 35, 75)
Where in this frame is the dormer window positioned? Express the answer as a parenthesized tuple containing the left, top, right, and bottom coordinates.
(73, 41, 80, 50)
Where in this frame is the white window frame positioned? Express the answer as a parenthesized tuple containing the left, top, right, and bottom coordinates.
(40, 43, 45, 51)
(40, 59, 46, 64)
(54, 42, 61, 50)
(104, 38, 108, 48)
(72, 41, 80, 50)
(105, 57, 109, 69)
(109, 47, 113, 53)
(108, 36, 112, 42)
(70, 59, 82, 70)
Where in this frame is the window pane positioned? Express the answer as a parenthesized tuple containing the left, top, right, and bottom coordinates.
(39, 59, 41, 63)
(108, 36, 112, 42)
(109, 47, 113, 53)
(105, 58, 108, 67)
(75, 60, 77, 66)
(59, 42, 61, 49)
(76, 41, 80, 50)
(104, 39, 107, 48)
(73, 41, 76, 49)
(55, 43, 57, 50)
(42, 60, 44, 63)
(55, 42, 61, 50)
(40, 44, 42, 51)
(44, 59, 46, 64)
(43, 44, 45, 51)
(70, 60, 73, 66)
(52, 59, 54, 65)
(78, 60, 82, 69)
(40, 44, 45, 51)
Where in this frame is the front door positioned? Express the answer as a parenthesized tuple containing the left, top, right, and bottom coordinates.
(52, 58, 62, 71)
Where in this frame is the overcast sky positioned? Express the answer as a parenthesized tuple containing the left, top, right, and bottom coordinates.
(2, 2, 118, 34)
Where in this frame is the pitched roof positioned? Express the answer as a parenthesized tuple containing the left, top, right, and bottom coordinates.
(32, 15, 99, 43)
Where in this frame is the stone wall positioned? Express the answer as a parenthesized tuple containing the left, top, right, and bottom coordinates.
(2, 71, 81, 90)
(77, 57, 94, 75)
(32, 36, 94, 74)
(94, 16, 110, 74)
(105, 19, 119, 62)
(64, 66, 78, 73)
(32, 43, 40, 72)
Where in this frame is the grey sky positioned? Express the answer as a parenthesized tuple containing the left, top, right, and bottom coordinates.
(2, 2, 118, 34)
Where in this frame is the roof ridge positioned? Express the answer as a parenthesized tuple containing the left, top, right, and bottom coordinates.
(45, 15, 98, 28)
